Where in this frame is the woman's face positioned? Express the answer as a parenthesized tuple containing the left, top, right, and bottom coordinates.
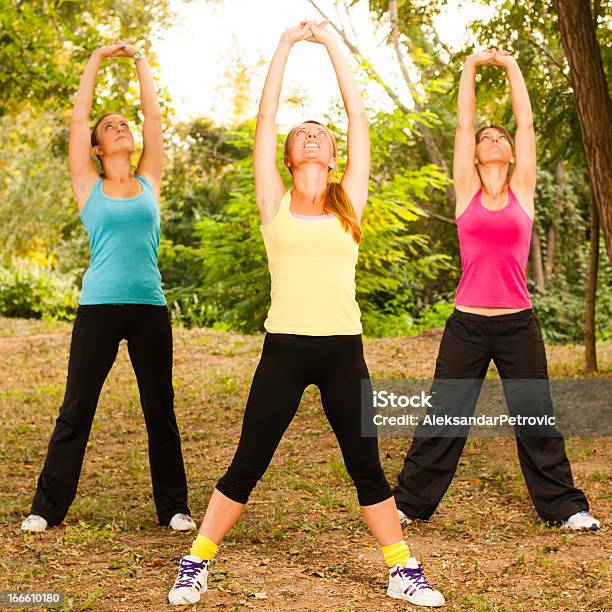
(284, 123, 336, 173)
(475, 127, 514, 166)
(92, 114, 135, 159)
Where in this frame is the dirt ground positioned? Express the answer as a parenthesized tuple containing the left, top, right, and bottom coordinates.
(0, 317, 609, 611)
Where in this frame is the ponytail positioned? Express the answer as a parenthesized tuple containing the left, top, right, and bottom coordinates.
(323, 181, 361, 244)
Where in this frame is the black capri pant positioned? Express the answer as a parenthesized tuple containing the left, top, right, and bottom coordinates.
(216, 333, 392, 506)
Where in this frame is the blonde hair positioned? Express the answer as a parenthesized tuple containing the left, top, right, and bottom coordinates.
(284, 120, 361, 243)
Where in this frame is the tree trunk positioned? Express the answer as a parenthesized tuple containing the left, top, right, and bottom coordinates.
(544, 160, 566, 284)
(530, 222, 546, 293)
(553, 0, 612, 263)
(544, 224, 556, 286)
(584, 202, 599, 372)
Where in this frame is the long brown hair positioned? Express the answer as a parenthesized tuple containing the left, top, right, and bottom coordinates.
(284, 120, 361, 243)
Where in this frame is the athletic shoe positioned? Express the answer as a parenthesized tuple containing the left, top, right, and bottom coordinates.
(397, 508, 413, 526)
(387, 557, 445, 607)
(561, 510, 600, 531)
(169, 513, 197, 531)
(21, 515, 48, 532)
(168, 555, 208, 605)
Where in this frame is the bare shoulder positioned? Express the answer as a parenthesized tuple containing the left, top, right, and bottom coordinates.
(73, 176, 99, 212)
(510, 182, 535, 220)
(259, 187, 287, 225)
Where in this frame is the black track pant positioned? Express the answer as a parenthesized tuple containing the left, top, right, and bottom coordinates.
(394, 308, 588, 523)
(216, 333, 392, 506)
(30, 304, 190, 526)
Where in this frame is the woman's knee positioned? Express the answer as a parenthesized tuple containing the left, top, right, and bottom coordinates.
(215, 461, 268, 505)
(346, 461, 392, 506)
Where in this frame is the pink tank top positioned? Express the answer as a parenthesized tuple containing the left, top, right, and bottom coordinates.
(454, 187, 533, 308)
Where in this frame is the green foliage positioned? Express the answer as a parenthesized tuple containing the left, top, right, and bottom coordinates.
(0, 0, 609, 349)
(358, 162, 452, 335)
(0, 259, 78, 321)
(533, 241, 612, 343)
(0, 0, 173, 116)
(453, 0, 587, 164)
(0, 110, 75, 256)
(0, 0, 177, 270)
(157, 115, 453, 335)
(411, 299, 455, 332)
(158, 120, 269, 332)
(363, 298, 455, 338)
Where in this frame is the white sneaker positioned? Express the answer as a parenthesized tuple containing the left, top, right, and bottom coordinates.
(21, 515, 48, 532)
(397, 508, 413, 526)
(169, 513, 197, 531)
(387, 557, 445, 607)
(561, 510, 600, 531)
(168, 555, 208, 605)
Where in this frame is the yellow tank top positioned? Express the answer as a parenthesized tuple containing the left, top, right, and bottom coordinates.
(260, 190, 362, 335)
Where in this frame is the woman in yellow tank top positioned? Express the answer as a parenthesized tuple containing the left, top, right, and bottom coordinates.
(168, 20, 444, 608)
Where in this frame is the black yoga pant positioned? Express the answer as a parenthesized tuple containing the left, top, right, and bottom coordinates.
(394, 308, 588, 523)
(30, 304, 190, 526)
(216, 333, 392, 506)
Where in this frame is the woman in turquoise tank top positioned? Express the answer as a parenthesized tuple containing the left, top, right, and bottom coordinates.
(21, 40, 195, 534)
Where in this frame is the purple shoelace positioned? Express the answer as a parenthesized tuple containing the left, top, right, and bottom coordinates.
(398, 563, 433, 591)
(175, 558, 206, 589)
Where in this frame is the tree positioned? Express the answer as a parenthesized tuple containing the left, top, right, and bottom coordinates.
(553, 0, 612, 264)
(158, 115, 452, 335)
(0, 0, 173, 117)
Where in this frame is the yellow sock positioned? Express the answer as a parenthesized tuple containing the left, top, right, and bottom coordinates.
(382, 540, 410, 567)
(189, 534, 218, 561)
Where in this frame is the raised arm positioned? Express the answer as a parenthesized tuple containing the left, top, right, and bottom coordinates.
(69, 41, 135, 209)
(131, 47, 164, 197)
(306, 23, 370, 218)
(495, 53, 536, 208)
(69, 47, 111, 208)
(254, 22, 310, 223)
(453, 51, 494, 214)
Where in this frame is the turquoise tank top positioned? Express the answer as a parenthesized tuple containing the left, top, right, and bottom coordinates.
(79, 174, 166, 305)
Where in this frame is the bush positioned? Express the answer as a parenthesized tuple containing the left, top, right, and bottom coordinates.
(410, 300, 455, 333)
(533, 288, 612, 344)
(0, 260, 78, 320)
(532, 241, 612, 343)
(164, 288, 223, 329)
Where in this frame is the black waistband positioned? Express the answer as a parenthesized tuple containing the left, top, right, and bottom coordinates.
(77, 304, 168, 311)
(266, 332, 362, 344)
(452, 308, 533, 322)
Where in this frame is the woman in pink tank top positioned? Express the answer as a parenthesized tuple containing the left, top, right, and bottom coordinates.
(393, 50, 599, 533)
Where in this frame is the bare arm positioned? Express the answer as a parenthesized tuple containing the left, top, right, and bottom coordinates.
(133, 51, 163, 197)
(254, 23, 311, 223)
(453, 51, 494, 215)
(309, 23, 369, 219)
(69, 48, 107, 209)
(499, 55, 536, 208)
(69, 41, 138, 209)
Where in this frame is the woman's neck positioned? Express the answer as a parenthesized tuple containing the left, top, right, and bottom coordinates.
(101, 154, 133, 182)
(478, 162, 510, 200)
(290, 166, 328, 213)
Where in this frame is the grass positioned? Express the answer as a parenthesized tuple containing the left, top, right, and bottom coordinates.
(0, 316, 610, 611)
